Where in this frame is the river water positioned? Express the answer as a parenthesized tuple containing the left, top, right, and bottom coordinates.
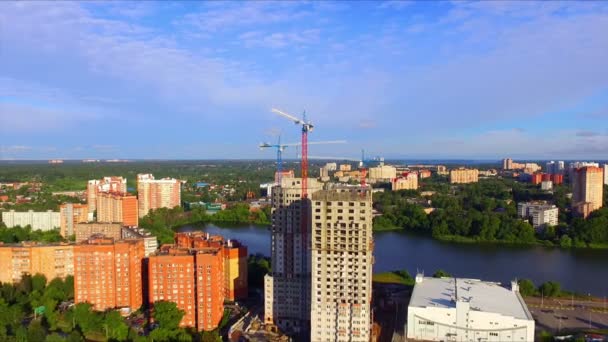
(179, 223, 608, 296)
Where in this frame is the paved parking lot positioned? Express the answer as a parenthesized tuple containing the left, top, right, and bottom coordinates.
(530, 306, 608, 333)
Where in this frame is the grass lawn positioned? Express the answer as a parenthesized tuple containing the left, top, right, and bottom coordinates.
(373, 272, 415, 286)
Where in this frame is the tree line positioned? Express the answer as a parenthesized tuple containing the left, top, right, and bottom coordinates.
(373, 178, 608, 248)
(0, 273, 223, 341)
(139, 205, 270, 244)
(0, 225, 66, 244)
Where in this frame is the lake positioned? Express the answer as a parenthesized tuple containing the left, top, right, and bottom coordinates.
(179, 223, 608, 296)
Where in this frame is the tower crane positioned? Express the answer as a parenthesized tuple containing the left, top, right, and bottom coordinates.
(271, 108, 314, 198)
(270, 107, 314, 328)
(259, 138, 346, 184)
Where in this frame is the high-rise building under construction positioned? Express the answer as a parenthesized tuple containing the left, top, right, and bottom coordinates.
(310, 186, 373, 342)
(264, 178, 374, 341)
(264, 177, 322, 335)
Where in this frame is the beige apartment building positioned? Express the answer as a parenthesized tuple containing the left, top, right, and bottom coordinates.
(264, 178, 322, 335)
(74, 222, 123, 243)
(450, 168, 479, 184)
(339, 164, 352, 171)
(392, 172, 418, 190)
(0, 243, 74, 284)
(59, 203, 89, 237)
(310, 186, 373, 342)
(137, 174, 181, 217)
(368, 165, 397, 181)
(96, 192, 138, 226)
(87, 176, 127, 214)
(436, 165, 448, 175)
(572, 166, 604, 218)
(2, 210, 60, 231)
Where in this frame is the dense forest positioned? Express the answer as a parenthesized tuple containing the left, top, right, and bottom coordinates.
(374, 177, 608, 248)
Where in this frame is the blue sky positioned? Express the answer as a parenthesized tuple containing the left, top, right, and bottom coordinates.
(1, 1, 607, 160)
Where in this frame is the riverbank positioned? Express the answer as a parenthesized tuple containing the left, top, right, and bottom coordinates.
(373, 226, 608, 250)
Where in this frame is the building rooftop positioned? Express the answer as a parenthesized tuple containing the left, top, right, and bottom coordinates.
(409, 277, 533, 320)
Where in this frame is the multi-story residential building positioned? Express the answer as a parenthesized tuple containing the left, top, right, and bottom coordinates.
(148, 244, 225, 331)
(59, 203, 89, 237)
(74, 236, 145, 312)
(324, 163, 337, 171)
(274, 170, 295, 184)
(604, 164, 608, 185)
(572, 166, 604, 218)
(174, 232, 248, 301)
(264, 178, 322, 335)
(0, 242, 74, 284)
(223, 239, 248, 301)
(517, 202, 558, 229)
(87, 177, 127, 214)
(449, 168, 479, 184)
(2, 210, 60, 231)
(339, 164, 352, 171)
(74, 223, 123, 243)
(96, 192, 138, 226)
(136, 174, 181, 218)
(310, 186, 373, 342)
(418, 169, 432, 179)
(436, 165, 448, 175)
(121, 226, 159, 257)
(546, 161, 565, 175)
(368, 165, 397, 181)
(502, 159, 541, 173)
(391, 172, 418, 191)
(319, 167, 330, 180)
(531, 173, 543, 185)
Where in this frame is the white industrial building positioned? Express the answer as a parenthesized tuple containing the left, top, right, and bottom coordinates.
(2, 210, 60, 231)
(406, 275, 535, 342)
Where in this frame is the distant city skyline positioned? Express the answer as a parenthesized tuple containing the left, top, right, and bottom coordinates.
(1, 1, 607, 160)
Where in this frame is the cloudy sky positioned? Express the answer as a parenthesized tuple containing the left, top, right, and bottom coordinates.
(1, 1, 607, 160)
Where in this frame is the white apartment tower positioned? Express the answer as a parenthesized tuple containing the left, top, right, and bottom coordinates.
(310, 186, 373, 342)
(264, 177, 322, 335)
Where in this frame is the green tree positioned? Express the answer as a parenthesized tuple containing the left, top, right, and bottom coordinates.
(559, 234, 572, 248)
(433, 269, 451, 278)
(152, 301, 185, 330)
(27, 320, 47, 341)
(32, 273, 47, 293)
(45, 333, 66, 342)
(103, 311, 129, 341)
(201, 330, 222, 342)
(69, 303, 102, 334)
(539, 281, 561, 297)
(66, 331, 84, 342)
(518, 279, 536, 296)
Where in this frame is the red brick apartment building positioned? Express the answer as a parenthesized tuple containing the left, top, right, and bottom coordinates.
(74, 236, 145, 312)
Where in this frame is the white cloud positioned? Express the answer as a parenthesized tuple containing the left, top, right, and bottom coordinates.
(377, 1, 414, 11)
(177, 2, 312, 33)
(1, 1, 607, 158)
